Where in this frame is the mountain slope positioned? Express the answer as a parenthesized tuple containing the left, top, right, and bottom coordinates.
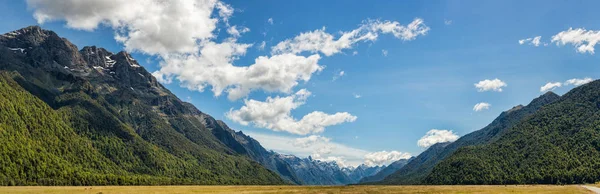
(279, 155, 385, 185)
(344, 164, 385, 183)
(379, 92, 560, 184)
(0, 26, 285, 185)
(201, 116, 302, 184)
(426, 81, 600, 184)
(359, 158, 413, 183)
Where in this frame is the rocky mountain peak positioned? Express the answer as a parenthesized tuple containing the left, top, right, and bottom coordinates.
(80, 46, 115, 69)
(1, 25, 87, 71)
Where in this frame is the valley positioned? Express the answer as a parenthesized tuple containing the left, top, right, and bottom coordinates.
(0, 185, 593, 194)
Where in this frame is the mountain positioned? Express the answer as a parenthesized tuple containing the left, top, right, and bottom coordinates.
(279, 155, 385, 185)
(0, 26, 287, 185)
(378, 92, 560, 184)
(343, 164, 385, 183)
(200, 116, 302, 184)
(359, 157, 413, 183)
(425, 81, 600, 184)
(280, 155, 353, 185)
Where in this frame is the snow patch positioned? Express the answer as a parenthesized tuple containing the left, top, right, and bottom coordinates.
(8, 48, 25, 53)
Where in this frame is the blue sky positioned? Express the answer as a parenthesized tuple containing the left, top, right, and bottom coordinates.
(3, 0, 600, 166)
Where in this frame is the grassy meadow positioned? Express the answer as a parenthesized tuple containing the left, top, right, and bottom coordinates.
(0, 185, 592, 194)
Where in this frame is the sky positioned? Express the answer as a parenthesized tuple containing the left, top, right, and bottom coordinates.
(2, 0, 600, 167)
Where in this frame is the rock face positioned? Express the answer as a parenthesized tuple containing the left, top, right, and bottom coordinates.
(0, 26, 289, 185)
(378, 92, 561, 185)
(279, 155, 385, 185)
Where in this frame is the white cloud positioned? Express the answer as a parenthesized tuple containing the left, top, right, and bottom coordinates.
(353, 93, 362, 98)
(227, 25, 250, 38)
(473, 102, 491, 112)
(28, 0, 329, 101)
(245, 131, 369, 167)
(540, 82, 562, 92)
(26, 0, 428, 102)
(551, 28, 600, 54)
(474, 78, 507, 92)
(267, 18, 274, 25)
(352, 51, 358, 55)
(444, 19, 452, 25)
(565, 77, 593, 86)
(258, 41, 266, 50)
(417, 129, 459, 148)
(271, 18, 429, 56)
(332, 70, 345, 81)
(155, 51, 324, 100)
(27, 0, 229, 55)
(226, 89, 357, 135)
(519, 36, 545, 47)
(363, 151, 411, 166)
(382, 49, 388, 56)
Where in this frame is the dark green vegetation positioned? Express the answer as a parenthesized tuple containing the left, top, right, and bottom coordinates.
(378, 92, 560, 185)
(425, 80, 600, 184)
(0, 26, 287, 185)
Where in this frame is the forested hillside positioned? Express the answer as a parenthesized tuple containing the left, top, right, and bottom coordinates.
(0, 26, 286, 185)
(377, 92, 560, 185)
(426, 80, 600, 184)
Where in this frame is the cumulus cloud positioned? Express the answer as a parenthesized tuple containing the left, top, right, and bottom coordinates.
(417, 129, 459, 148)
(246, 131, 369, 167)
(27, 0, 429, 101)
(518, 36, 545, 47)
(551, 28, 600, 54)
(271, 18, 429, 56)
(226, 89, 357, 135)
(473, 102, 491, 112)
(27, 0, 228, 55)
(363, 151, 411, 166)
(382, 49, 388, 56)
(267, 18, 274, 25)
(27, 0, 327, 101)
(155, 51, 323, 100)
(353, 93, 362, 98)
(474, 78, 507, 92)
(565, 77, 593, 86)
(540, 82, 562, 92)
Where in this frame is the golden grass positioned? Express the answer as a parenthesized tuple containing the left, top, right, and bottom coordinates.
(0, 185, 591, 194)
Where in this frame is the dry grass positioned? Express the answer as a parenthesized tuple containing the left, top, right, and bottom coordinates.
(0, 185, 591, 194)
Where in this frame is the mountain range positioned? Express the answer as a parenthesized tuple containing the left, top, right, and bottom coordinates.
(3, 25, 600, 186)
(0, 26, 389, 186)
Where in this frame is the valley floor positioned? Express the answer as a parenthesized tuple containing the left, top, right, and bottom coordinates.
(0, 185, 593, 194)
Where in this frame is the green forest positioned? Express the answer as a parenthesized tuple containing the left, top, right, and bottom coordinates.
(425, 80, 600, 184)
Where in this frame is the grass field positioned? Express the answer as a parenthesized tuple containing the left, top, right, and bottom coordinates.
(0, 185, 592, 194)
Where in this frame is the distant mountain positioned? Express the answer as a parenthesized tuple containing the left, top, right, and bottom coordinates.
(378, 92, 560, 184)
(343, 164, 385, 183)
(279, 155, 385, 185)
(359, 157, 413, 183)
(426, 80, 600, 184)
(200, 116, 302, 184)
(0, 26, 286, 185)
